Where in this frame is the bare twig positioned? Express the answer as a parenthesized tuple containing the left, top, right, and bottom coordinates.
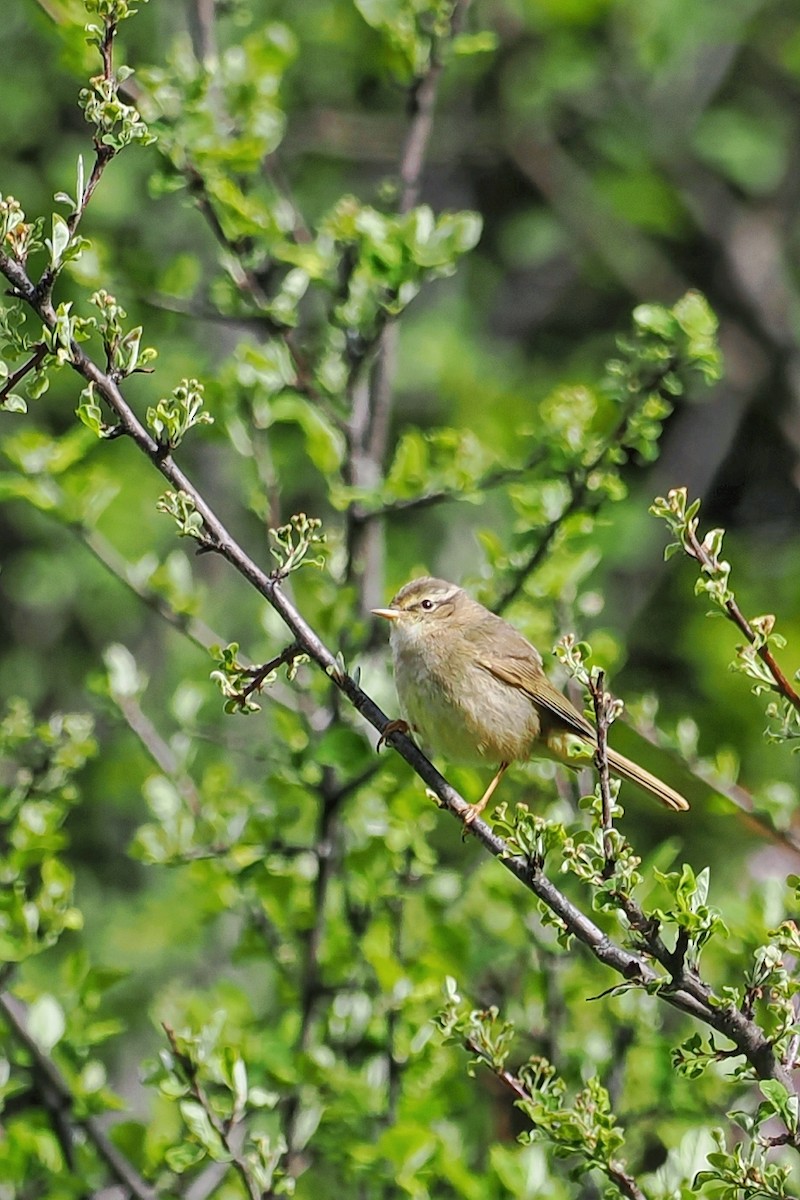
(0, 992, 158, 1200)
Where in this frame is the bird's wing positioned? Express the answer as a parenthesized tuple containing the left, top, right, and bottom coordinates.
(477, 653, 596, 741)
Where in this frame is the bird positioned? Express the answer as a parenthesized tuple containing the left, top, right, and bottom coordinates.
(373, 576, 689, 823)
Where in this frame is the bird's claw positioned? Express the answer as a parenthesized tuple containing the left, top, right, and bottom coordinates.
(377, 718, 411, 752)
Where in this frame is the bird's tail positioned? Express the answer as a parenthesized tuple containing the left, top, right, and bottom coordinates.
(606, 747, 689, 812)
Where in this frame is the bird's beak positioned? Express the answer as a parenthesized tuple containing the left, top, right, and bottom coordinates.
(372, 606, 401, 622)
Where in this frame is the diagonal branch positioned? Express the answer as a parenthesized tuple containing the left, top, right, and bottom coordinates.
(0, 992, 158, 1200)
(0, 343, 47, 401)
(681, 521, 800, 714)
(463, 1034, 647, 1200)
(493, 356, 679, 614)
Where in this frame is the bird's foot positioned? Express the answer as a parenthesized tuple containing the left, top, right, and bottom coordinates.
(377, 718, 411, 751)
(462, 800, 488, 828)
(461, 762, 508, 829)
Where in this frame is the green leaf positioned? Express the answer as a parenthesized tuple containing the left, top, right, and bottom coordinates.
(27, 994, 66, 1052)
(49, 213, 70, 269)
(269, 395, 345, 473)
(179, 1099, 229, 1160)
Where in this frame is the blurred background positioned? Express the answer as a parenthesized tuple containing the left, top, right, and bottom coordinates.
(2, 0, 800, 1165)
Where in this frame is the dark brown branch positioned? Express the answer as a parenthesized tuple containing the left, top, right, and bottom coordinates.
(0, 343, 47, 401)
(494, 358, 678, 614)
(238, 640, 304, 703)
(0, 992, 158, 1200)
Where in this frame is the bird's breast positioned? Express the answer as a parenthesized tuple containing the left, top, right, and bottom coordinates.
(391, 633, 540, 765)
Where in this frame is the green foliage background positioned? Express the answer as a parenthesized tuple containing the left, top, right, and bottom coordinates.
(2, 1, 800, 1197)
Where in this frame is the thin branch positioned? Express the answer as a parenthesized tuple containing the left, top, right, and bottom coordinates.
(463, 1035, 647, 1200)
(510, 128, 685, 304)
(232, 640, 304, 705)
(384, 849, 413, 1125)
(630, 708, 800, 861)
(0, 992, 158, 1200)
(188, 0, 217, 66)
(0, 343, 47, 401)
(352, 446, 548, 522)
(71, 520, 221, 652)
(681, 522, 800, 714)
(494, 358, 677, 614)
(361, 0, 472, 437)
(284, 769, 345, 1160)
(37, 21, 118, 301)
(589, 670, 615, 869)
(182, 165, 322, 412)
(345, 0, 472, 610)
(163, 1023, 261, 1200)
(296, 774, 342, 1052)
(113, 689, 203, 816)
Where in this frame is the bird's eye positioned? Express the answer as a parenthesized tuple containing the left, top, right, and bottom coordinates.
(420, 598, 434, 611)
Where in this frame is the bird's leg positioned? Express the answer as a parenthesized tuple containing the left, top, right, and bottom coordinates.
(377, 718, 412, 751)
(464, 761, 509, 825)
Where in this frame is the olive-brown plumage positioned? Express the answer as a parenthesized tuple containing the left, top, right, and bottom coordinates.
(373, 577, 689, 822)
